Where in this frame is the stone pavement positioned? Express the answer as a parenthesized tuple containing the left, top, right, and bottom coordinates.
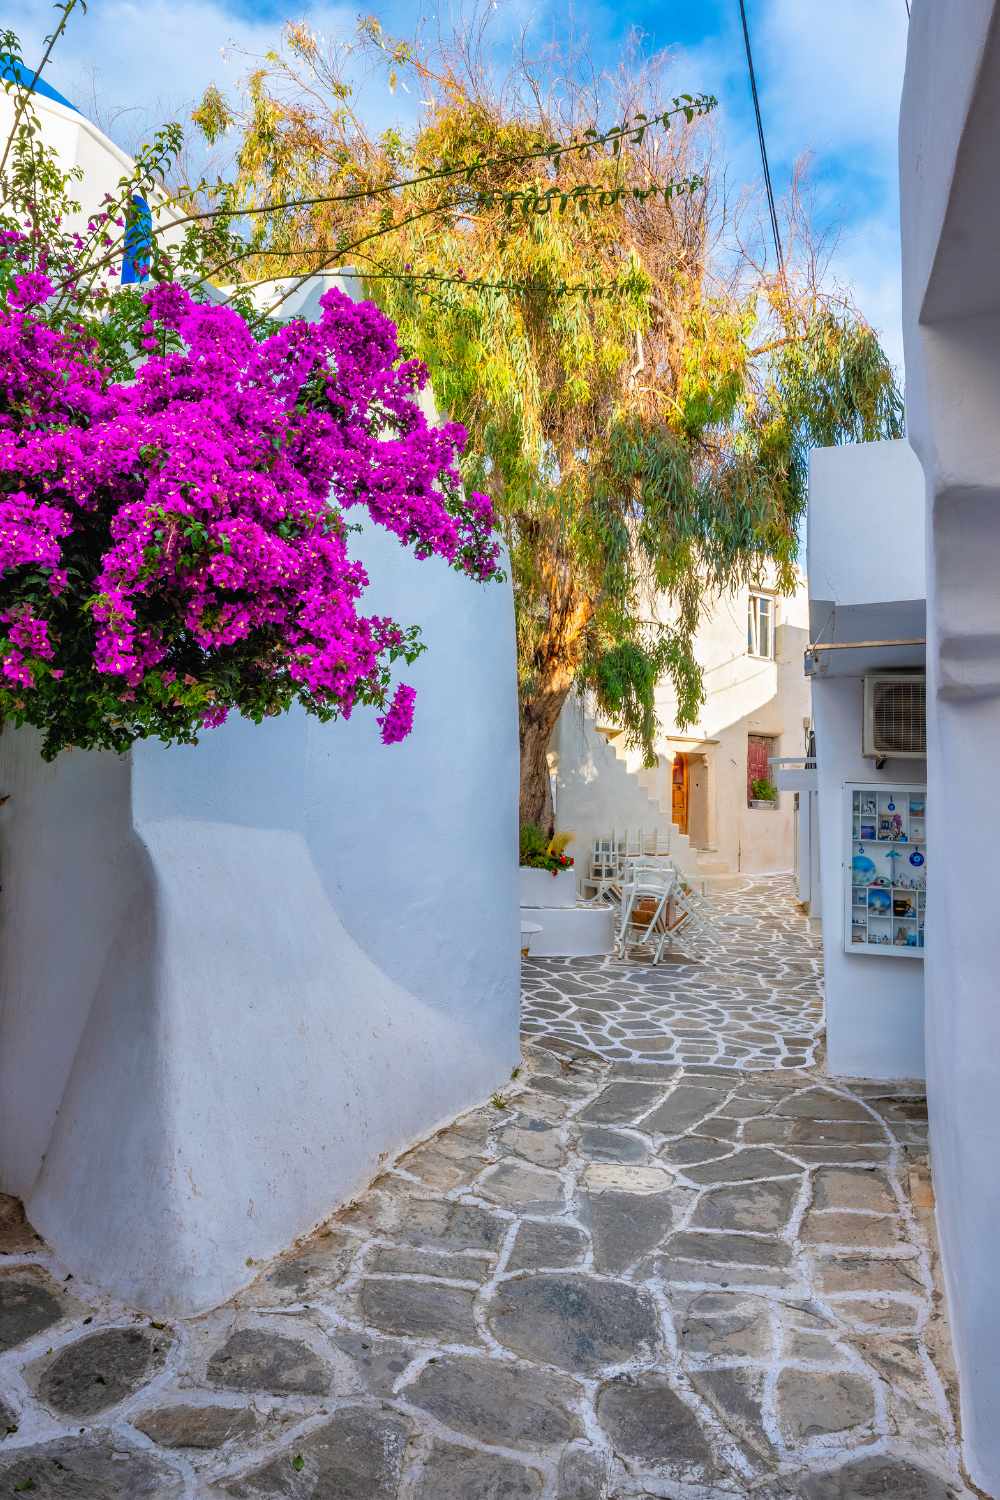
(523, 877, 824, 1070)
(0, 879, 978, 1499)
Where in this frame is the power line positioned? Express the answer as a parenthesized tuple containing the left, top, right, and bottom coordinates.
(737, 0, 785, 279)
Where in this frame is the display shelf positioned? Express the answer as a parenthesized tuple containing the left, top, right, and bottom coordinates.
(844, 782, 927, 958)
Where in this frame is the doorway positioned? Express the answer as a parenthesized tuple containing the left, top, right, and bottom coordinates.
(671, 753, 688, 834)
(687, 754, 710, 848)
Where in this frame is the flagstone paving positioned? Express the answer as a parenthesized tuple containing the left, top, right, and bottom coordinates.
(522, 876, 825, 1070)
(0, 879, 976, 1499)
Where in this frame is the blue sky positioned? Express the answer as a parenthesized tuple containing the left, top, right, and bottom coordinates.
(7, 0, 910, 366)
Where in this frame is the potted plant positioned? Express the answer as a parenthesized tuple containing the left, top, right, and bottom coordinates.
(519, 825, 577, 907)
(750, 777, 779, 810)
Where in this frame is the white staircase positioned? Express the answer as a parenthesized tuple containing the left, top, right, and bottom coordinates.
(589, 727, 693, 878)
(555, 705, 730, 883)
(590, 721, 731, 879)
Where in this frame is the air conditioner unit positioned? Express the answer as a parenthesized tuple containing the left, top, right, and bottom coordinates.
(862, 674, 926, 760)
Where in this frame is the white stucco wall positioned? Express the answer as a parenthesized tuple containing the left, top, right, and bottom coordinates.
(0, 90, 136, 224)
(809, 442, 927, 609)
(900, 6, 1000, 1490)
(655, 581, 811, 875)
(810, 675, 926, 1080)
(557, 576, 811, 877)
(0, 84, 184, 260)
(0, 278, 520, 1315)
(807, 441, 927, 1082)
(553, 699, 668, 886)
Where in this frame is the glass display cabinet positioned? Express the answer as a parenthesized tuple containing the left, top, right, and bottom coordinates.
(845, 782, 926, 958)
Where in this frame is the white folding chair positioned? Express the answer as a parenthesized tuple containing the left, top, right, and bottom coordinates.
(616, 866, 677, 965)
(665, 878, 722, 949)
(582, 834, 619, 904)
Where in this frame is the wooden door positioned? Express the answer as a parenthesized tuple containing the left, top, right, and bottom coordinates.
(671, 753, 689, 835)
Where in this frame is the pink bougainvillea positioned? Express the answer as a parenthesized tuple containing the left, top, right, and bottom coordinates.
(0, 272, 499, 757)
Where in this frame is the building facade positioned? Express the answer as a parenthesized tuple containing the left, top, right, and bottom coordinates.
(554, 572, 812, 881)
(0, 88, 521, 1314)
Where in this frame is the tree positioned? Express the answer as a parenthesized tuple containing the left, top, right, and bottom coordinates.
(196, 12, 904, 828)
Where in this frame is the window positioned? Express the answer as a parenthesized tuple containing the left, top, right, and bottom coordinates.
(747, 593, 774, 658)
(121, 194, 152, 285)
(747, 733, 778, 807)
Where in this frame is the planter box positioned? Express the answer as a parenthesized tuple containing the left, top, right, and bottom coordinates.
(519, 865, 578, 908)
(750, 799, 778, 810)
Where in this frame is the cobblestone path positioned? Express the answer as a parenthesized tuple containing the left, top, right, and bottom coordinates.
(0, 879, 975, 1499)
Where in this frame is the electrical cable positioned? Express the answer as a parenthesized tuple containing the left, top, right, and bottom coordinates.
(737, 0, 786, 281)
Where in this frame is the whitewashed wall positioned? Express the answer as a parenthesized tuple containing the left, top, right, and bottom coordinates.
(900, 5, 1000, 1490)
(810, 676, 926, 1079)
(0, 86, 181, 247)
(808, 441, 927, 1082)
(555, 576, 811, 877)
(0, 273, 520, 1315)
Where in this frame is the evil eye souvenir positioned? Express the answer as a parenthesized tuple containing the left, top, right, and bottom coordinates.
(909, 847, 925, 868)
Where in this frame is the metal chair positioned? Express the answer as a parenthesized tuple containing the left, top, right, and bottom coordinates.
(644, 827, 672, 858)
(616, 865, 677, 965)
(582, 834, 619, 903)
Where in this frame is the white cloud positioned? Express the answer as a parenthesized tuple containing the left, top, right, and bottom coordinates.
(755, 0, 908, 362)
(757, 0, 908, 176)
(9, 0, 356, 153)
(8, 0, 909, 360)
(825, 213, 905, 372)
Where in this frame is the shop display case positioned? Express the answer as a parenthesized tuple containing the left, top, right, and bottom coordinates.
(845, 782, 926, 958)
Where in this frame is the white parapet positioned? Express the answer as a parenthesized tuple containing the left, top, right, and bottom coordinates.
(519, 904, 616, 957)
(518, 864, 614, 954)
(519, 865, 578, 908)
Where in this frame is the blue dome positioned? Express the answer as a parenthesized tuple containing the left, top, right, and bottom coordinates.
(0, 57, 79, 114)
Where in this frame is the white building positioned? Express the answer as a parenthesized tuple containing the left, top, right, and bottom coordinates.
(796, 9, 1000, 1491)
(0, 63, 164, 253)
(555, 572, 812, 882)
(899, 5, 1000, 1491)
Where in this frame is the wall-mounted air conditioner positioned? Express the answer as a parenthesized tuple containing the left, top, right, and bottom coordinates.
(862, 674, 926, 760)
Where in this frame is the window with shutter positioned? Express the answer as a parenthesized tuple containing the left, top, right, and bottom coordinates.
(747, 733, 776, 805)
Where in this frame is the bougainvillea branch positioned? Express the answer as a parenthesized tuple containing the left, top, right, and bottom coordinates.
(0, 264, 500, 758)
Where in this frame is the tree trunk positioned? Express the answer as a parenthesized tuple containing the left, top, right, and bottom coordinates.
(519, 572, 594, 834)
(519, 683, 572, 833)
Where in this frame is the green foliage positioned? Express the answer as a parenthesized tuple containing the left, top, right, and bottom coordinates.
(588, 634, 705, 767)
(751, 778, 778, 802)
(519, 822, 548, 860)
(519, 822, 574, 872)
(190, 14, 904, 797)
